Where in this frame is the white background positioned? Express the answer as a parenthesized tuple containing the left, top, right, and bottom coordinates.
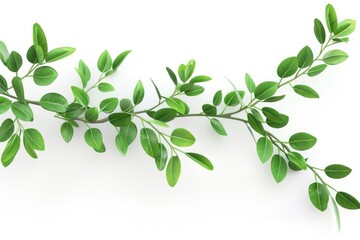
(0, 0, 359, 239)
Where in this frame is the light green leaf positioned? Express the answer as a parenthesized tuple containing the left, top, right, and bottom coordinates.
(0, 41, 9, 65)
(120, 122, 137, 145)
(325, 164, 352, 179)
(245, 73, 256, 93)
(112, 50, 131, 70)
(224, 91, 245, 106)
(115, 133, 128, 156)
(166, 156, 181, 187)
(254, 81, 278, 100)
(40, 93, 68, 113)
(97, 50, 112, 72)
(170, 128, 196, 147)
(12, 77, 25, 103)
(33, 23, 48, 56)
(184, 85, 204, 96)
(189, 75, 211, 84)
(61, 122, 74, 143)
(85, 107, 99, 122)
(297, 46, 313, 68)
(23, 128, 45, 151)
(71, 86, 90, 106)
(46, 47, 75, 62)
(323, 50, 348, 65)
(155, 143, 168, 171)
(308, 64, 327, 77)
(277, 57, 299, 78)
(185, 152, 214, 170)
(247, 113, 266, 136)
(210, 118, 227, 136)
(1, 134, 20, 167)
(0, 97, 12, 114)
(185, 59, 196, 81)
(100, 97, 118, 113)
(133, 80, 145, 105)
(289, 132, 317, 151)
(140, 128, 159, 158)
(0, 119, 14, 142)
(6, 51, 23, 72)
(11, 102, 33, 122)
(166, 97, 187, 114)
(309, 182, 329, 211)
(325, 4, 338, 33)
(76, 60, 91, 88)
(271, 154, 287, 183)
(33, 66, 58, 86)
(256, 137, 273, 163)
(213, 90, 222, 106)
(97, 82, 114, 93)
(286, 152, 307, 170)
(166, 67, 177, 85)
(293, 85, 319, 98)
(335, 19, 356, 37)
(84, 128, 103, 151)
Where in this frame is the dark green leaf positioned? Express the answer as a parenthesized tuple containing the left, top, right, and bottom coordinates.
(153, 108, 177, 122)
(133, 80, 145, 105)
(184, 85, 204, 96)
(254, 81, 278, 100)
(71, 86, 90, 106)
(23, 128, 45, 151)
(11, 77, 25, 103)
(120, 122, 137, 145)
(325, 164, 352, 179)
(151, 79, 162, 101)
(26, 45, 44, 64)
(185, 59, 196, 81)
(0, 75, 8, 93)
(286, 152, 307, 170)
(84, 128, 103, 151)
(262, 107, 289, 128)
(293, 85, 319, 98)
(112, 50, 131, 70)
(109, 113, 131, 127)
(100, 98, 118, 113)
(0, 119, 14, 142)
(245, 73, 256, 93)
(11, 102, 33, 121)
(336, 192, 360, 210)
(332, 37, 349, 43)
(119, 98, 134, 113)
(33, 66, 58, 86)
(85, 107, 99, 122)
(1, 134, 20, 167)
(335, 19, 356, 37)
(213, 90, 222, 106)
(271, 154, 287, 183)
(251, 109, 264, 122)
(166, 156, 181, 187)
(297, 46, 313, 68)
(178, 64, 186, 82)
(40, 93, 68, 113)
(289, 132, 317, 151)
(23, 135, 38, 159)
(202, 104, 217, 116)
(247, 113, 266, 136)
(210, 118, 227, 136)
(166, 97, 187, 114)
(323, 50, 348, 65)
(256, 137, 273, 163)
(185, 152, 213, 170)
(140, 128, 159, 157)
(33, 23, 48, 56)
(76, 60, 91, 88)
(277, 57, 299, 78)
(60, 122, 73, 143)
(263, 95, 285, 102)
(63, 103, 85, 119)
(166, 67, 177, 85)
(308, 64, 327, 77)
(97, 50, 112, 72)
(155, 143, 167, 171)
(98, 82, 115, 92)
(0, 97, 12, 114)
(189, 75, 211, 84)
(46, 47, 75, 62)
(309, 183, 329, 211)
(224, 91, 245, 106)
(325, 4, 338, 33)
(170, 128, 196, 147)
(314, 19, 326, 44)
(6, 51, 23, 72)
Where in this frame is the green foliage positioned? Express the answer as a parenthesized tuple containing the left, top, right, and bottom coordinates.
(46, 47, 75, 62)
(325, 164, 352, 179)
(210, 118, 227, 136)
(277, 57, 299, 78)
(336, 192, 360, 210)
(289, 132, 317, 151)
(166, 156, 181, 187)
(11, 102, 33, 121)
(7, 51, 23, 72)
(84, 128, 103, 151)
(325, 4, 338, 33)
(133, 80, 145, 105)
(224, 91, 245, 106)
(254, 81, 278, 100)
(100, 98, 118, 113)
(256, 137, 273, 163)
(323, 50, 348, 65)
(271, 155, 287, 183)
(97, 50, 112, 72)
(314, 19, 326, 44)
(170, 128, 195, 147)
(1, 134, 20, 167)
(185, 152, 213, 170)
(212, 90, 222, 106)
(40, 93, 68, 113)
(309, 183, 329, 211)
(293, 85, 319, 98)
(34, 66, 58, 86)
(71, 86, 90, 106)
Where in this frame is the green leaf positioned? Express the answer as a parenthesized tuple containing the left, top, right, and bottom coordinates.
(314, 18, 326, 44)
(247, 113, 266, 136)
(202, 104, 217, 116)
(189, 75, 211, 84)
(11, 102, 33, 121)
(33, 66, 58, 86)
(155, 143, 168, 171)
(33, 23, 48, 56)
(85, 107, 99, 122)
(254, 81, 278, 100)
(23, 128, 45, 151)
(150, 79, 162, 102)
(262, 107, 289, 128)
(0, 75, 8, 93)
(263, 95, 285, 103)
(309, 183, 329, 211)
(61, 122, 73, 143)
(26, 45, 44, 64)
(6, 51, 23, 72)
(119, 98, 134, 112)
(1, 134, 20, 167)
(63, 103, 85, 119)
(115, 133, 128, 156)
(100, 97, 118, 113)
(84, 128, 103, 151)
(71, 86, 90, 106)
(140, 128, 159, 157)
(76, 60, 91, 88)
(98, 82, 114, 92)
(323, 50, 348, 65)
(308, 64, 327, 77)
(46, 47, 75, 62)
(112, 50, 131, 70)
(0, 41, 9, 65)
(213, 90, 222, 106)
(256, 137, 273, 163)
(289, 132, 317, 151)
(336, 192, 360, 210)
(185, 152, 213, 170)
(210, 118, 227, 136)
(153, 108, 177, 122)
(166, 97, 187, 114)
(185, 59, 196, 81)
(297, 46, 313, 68)
(120, 122, 137, 145)
(293, 85, 319, 98)
(330, 196, 341, 231)
(97, 50, 112, 72)
(277, 57, 299, 78)
(271, 154, 287, 183)
(170, 128, 196, 147)
(245, 73, 256, 93)
(133, 80, 145, 105)
(325, 4, 338, 33)
(286, 152, 307, 170)
(325, 164, 352, 179)
(224, 91, 245, 106)
(11, 77, 25, 103)
(335, 19, 356, 37)
(109, 113, 131, 127)
(23, 134, 38, 159)
(40, 93, 68, 113)
(0, 119, 14, 142)
(166, 156, 181, 187)
(166, 67, 178, 85)
(184, 85, 204, 96)
(0, 97, 12, 114)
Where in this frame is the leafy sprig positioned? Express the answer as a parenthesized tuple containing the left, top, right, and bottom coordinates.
(0, 4, 358, 230)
